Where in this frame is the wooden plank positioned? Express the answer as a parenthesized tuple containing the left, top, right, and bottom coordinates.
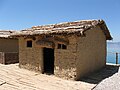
(116, 52, 118, 64)
(54, 36, 69, 45)
(36, 40, 55, 48)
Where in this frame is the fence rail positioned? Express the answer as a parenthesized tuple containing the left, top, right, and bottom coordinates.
(108, 52, 120, 64)
(0, 52, 19, 64)
(108, 52, 120, 54)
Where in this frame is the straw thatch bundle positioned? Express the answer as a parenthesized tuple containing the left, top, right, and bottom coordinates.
(0, 30, 16, 39)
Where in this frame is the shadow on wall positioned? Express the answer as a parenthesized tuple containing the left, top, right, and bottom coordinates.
(79, 65, 119, 84)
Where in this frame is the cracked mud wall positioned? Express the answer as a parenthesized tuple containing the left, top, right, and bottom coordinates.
(19, 36, 77, 80)
(19, 37, 43, 72)
(54, 36, 77, 80)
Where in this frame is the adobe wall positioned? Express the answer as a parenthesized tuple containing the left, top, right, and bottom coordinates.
(19, 36, 77, 80)
(0, 38, 18, 52)
(54, 36, 77, 80)
(18, 28, 106, 80)
(19, 37, 43, 72)
(76, 26, 106, 80)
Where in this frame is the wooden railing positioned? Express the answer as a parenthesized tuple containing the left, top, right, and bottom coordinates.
(108, 52, 120, 64)
(0, 52, 19, 64)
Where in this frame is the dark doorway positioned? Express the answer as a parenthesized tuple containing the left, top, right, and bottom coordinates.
(43, 48, 54, 74)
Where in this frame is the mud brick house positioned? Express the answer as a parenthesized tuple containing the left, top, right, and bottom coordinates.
(11, 19, 112, 80)
(0, 30, 19, 64)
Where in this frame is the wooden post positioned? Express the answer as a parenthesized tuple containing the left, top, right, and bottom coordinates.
(116, 52, 118, 64)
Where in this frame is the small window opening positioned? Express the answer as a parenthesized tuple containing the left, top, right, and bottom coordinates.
(62, 44, 67, 49)
(58, 44, 62, 49)
(57, 44, 67, 49)
(27, 40, 32, 47)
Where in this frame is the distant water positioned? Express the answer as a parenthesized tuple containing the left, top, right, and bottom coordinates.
(107, 42, 120, 64)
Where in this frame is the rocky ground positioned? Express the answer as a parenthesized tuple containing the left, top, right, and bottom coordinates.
(0, 64, 95, 90)
(94, 64, 120, 90)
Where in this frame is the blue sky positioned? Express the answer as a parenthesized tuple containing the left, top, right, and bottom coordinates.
(0, 0, 120, 42)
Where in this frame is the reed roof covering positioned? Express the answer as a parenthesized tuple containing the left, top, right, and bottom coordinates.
(0, 30, 16, 39)
(11, 19, 112, 40)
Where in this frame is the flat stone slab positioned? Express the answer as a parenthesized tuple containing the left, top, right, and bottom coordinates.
(80, 64, 119, 84)
(94, 67, 120, 90)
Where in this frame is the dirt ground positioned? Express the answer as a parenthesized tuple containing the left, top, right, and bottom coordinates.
(0, 63, 96, 90)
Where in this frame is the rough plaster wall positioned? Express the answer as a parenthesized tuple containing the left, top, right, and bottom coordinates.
(19, 36, 77, 80)
(0, 39, 18, 52)
(19, 37, 43, 72)
(76, 26, 106, 80)
(54, 36, 77, 80)
(18, 29, 106, 80)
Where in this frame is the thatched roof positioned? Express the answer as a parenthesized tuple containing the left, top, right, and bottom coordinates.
(0, 30, 17, 39)
(11, 19, 112, 40)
